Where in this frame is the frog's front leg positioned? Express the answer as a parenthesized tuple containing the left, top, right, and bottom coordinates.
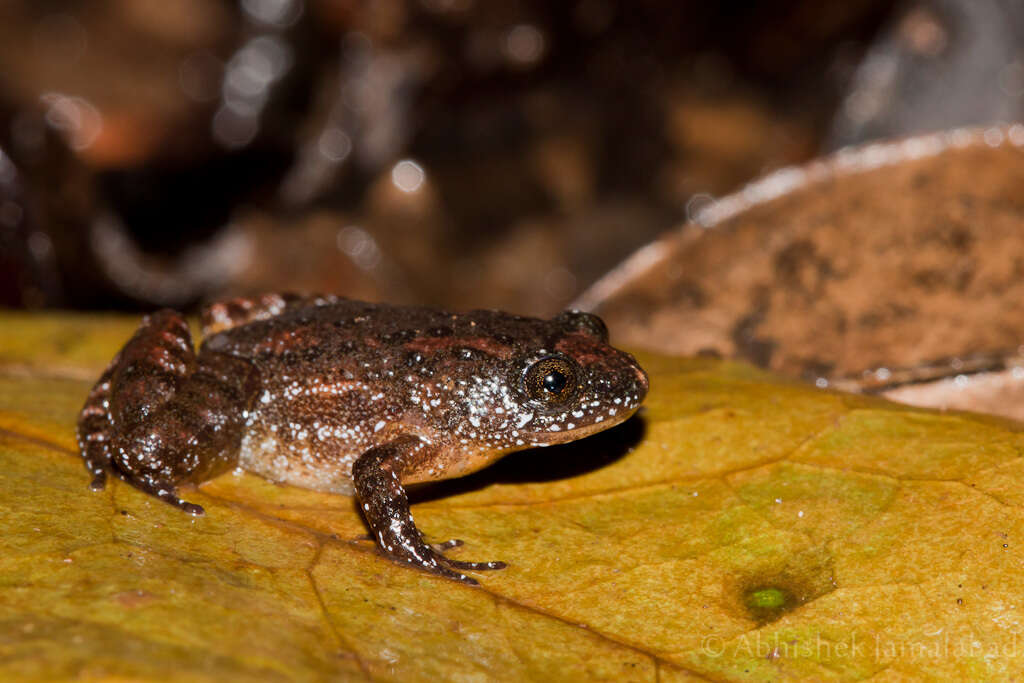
(352, 435, 507, 584)
(77, 310, 259, 514)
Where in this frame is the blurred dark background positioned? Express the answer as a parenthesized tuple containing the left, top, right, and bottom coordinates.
(1, 0, 1020, 317)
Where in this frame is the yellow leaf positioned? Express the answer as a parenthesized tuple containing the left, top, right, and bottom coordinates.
(2, 312, 1023, 680)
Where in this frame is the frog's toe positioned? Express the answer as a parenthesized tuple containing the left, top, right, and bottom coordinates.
(426, 560, 481, 585)
(88, 470, 108, 491)
(427, 539, 506, 573)
(180, 501, 206, 516)
(157, 491, 205, 516)
(443, 558, 507, 572)
(432, 538, 464, 551)
(161, 492, 205, 516)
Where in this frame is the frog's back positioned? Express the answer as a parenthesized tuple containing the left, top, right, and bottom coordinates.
(203, 297, 559, 371)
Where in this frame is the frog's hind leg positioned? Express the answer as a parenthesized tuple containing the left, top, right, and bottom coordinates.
(77, 310, 196, 493)
(201, 292, 340, 335)
(79, 310, 256, 515)
(77, 310, 196, 502)
(110, 345, 258, 515)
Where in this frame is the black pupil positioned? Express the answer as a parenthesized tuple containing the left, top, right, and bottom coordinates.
(542, 371, 567, 394)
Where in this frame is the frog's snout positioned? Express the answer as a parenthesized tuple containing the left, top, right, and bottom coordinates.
(634, 364, 650, 402)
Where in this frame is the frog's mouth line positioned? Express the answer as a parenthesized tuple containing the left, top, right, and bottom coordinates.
(525, 405, 642, 445)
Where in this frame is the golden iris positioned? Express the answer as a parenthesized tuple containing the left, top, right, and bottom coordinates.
(522, 356, 578, 406)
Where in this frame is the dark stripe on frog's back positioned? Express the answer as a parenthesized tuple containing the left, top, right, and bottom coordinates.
(202, 300, 562, 367)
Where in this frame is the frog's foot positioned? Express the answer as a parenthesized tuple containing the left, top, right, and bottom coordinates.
(380, 529, 505, 585)
(116, 473, 206, 516)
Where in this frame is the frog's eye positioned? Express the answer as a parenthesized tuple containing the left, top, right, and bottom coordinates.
(522, 356, 579, 406)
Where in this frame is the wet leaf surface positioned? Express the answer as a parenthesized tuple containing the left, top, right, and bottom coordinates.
(3, 312, 1024, 680)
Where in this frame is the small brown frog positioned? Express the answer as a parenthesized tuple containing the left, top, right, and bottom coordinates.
(77, 294, 648, 583)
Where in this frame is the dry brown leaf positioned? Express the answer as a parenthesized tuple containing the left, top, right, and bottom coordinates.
(3, 312, 1024, 680)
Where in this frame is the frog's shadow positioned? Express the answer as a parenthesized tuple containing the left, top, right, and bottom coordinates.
(407, 414, 647, 505)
